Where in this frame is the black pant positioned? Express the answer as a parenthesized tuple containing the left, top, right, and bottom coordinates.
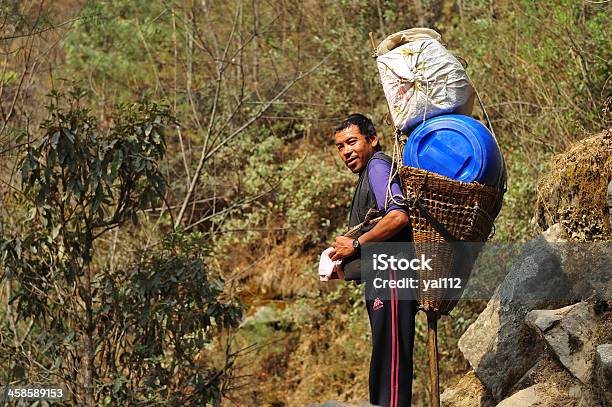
(365, 271, 418, 407)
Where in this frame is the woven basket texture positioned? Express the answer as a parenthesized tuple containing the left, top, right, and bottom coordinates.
(399, 166, 504, 315)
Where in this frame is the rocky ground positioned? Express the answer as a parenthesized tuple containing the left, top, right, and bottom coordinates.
(443, 224, 611, 407)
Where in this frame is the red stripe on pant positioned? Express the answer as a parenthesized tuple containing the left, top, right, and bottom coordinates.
(390, 268, 396, 407)
(366, 272, 417, 407)
(392, 267, 400, 407)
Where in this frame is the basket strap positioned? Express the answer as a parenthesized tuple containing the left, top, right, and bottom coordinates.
(471, 80, 508, 193)
(412, 197, 457, 242)
(343, 208, 384, 239)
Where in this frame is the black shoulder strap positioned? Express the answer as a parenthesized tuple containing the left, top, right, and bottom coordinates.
(411, 197, 476, 265)
(412, 198, 458, 242)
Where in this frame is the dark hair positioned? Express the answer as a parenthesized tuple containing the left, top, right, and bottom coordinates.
(335, 113, 381, 151)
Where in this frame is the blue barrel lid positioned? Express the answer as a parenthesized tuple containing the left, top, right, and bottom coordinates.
(403, 115, 502, 185)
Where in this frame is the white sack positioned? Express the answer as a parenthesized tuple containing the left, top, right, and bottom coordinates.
(376, 35, 474, 133)
(377, 28, 441, 55)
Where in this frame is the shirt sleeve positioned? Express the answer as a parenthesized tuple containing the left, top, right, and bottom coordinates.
(367, 157, 408, 215)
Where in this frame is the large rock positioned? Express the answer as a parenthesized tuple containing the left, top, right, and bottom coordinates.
(540, 223, 611, 301)
(497, 350, 602, 407)
(534, 129, 612, 241)
(526, 302, 597, 383)
(499, 381, 599, 407)
(440, 370, 494, 407)
(495, 385, 541, 407)
(457, 224, 612, 401)
(550, 241, 612, 301)
(541, 222, 567, 242)
(494, 383, 590, 407)
(594, 344, 612, 405)
(458, 236, 571, 401)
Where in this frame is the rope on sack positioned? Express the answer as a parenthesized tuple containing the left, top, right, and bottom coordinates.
(470, 79, 507, 240)
(384, 128, 409, 212)
(383, 41, 434, 213)
(470, 80, 508, 193)
(370, 32, 406, 215)
(416, 41, 433, 127)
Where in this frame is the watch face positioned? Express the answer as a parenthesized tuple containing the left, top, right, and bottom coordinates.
(353, 239, 359, 249)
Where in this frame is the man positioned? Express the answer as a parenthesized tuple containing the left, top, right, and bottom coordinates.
(329, 113, 417, 407)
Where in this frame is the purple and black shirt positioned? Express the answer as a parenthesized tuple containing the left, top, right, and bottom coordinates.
(366, 151, 408, 216)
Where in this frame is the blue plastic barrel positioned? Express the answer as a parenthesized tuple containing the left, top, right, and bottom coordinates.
(403, 115, 503, 187)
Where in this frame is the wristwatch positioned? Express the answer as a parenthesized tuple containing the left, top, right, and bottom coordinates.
(352, 238, 361, 254)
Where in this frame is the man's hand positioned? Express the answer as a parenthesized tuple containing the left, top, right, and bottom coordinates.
(330, 236, 356, 261)
(329, 210, 410, 262)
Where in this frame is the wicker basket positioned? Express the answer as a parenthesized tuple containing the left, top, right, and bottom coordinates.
(399, 166, 504, 316)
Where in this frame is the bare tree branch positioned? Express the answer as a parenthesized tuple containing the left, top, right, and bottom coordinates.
(175, 52, 330, 229)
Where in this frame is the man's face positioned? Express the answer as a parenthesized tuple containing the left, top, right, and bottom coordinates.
(335, 125, 378, 173)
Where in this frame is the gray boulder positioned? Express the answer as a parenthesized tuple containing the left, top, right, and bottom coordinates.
(458, 235, 571, 401)
(541, 222, 567, 242)
(495, 385, 541, 407)
(550, 241, 612, 301)
(457, 223, 612, 401)
(526, 302, 597, 384)
(495, 383, 596, 407)
(594, 344, 612, 406)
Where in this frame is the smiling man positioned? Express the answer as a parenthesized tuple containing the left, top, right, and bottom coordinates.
(329, 113, 417, 407)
